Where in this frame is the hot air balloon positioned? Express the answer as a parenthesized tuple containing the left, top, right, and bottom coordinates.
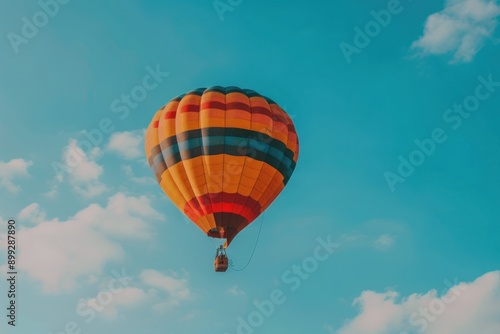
(145, 86, 299, 272)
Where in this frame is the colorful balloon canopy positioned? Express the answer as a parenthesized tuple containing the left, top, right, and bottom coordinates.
(145, 86, 299, 247)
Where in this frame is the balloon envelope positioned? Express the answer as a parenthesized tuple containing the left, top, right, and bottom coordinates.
(145, 86, 299, 247)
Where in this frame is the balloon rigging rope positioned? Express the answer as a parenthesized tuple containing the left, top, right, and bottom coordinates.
(228, 213, 265, 271)
(209, 234, 218, 249)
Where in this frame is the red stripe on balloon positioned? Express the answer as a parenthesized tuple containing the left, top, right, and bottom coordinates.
(183, 192, 261, 223)
(164, 111, 177, 119)
(180, 104, 200, 113)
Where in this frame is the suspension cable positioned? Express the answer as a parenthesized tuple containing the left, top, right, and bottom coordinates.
(228, 214, 265, 271)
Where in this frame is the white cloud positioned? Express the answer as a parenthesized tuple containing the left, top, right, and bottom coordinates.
(337, 233, 395, 251)
(0, 193, 164, 293)
(412, 0, 500, 63)
(7, 219, 123, 293)
(140, 269, 191, 300)
(333, 271, 500, 334)
(140, 269, 192, 313)
(374, 234, 395, 250)
(77, 269, 193, 319)
(43, 183, 58, 198)
(107, 130, 144, 160)
(0, 158, 32, 193)
(62, 139, 108, 198)
(75, 192, 163, 239)
(80, 286, 151, 320)
(18, 203, 46, 224)
(101, 287, 149, 318)
(121, 165, 155, 185)
(227, 285, 246, 297)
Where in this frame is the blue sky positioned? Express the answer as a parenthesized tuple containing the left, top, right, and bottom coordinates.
(1, 0, 500, 333)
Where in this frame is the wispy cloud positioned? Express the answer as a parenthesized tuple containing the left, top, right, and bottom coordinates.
(226, 285, 246, 297)
(374, 234, 395, 250)
(43, 183, 59, 198)
(107, 130, 144, 160)
(121, 165, 155, 185)
(333, 271, 500, 334)
(87, 269, 195, 316)
(18, 203, 46, 225)
(338, 233, 396, 250)
(0, 158, 32, 193)
(412, 0, 500, 63)
(62, 139, 108, 198)
(140, 269, 192, 308)
(80, 286, 150, 320)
